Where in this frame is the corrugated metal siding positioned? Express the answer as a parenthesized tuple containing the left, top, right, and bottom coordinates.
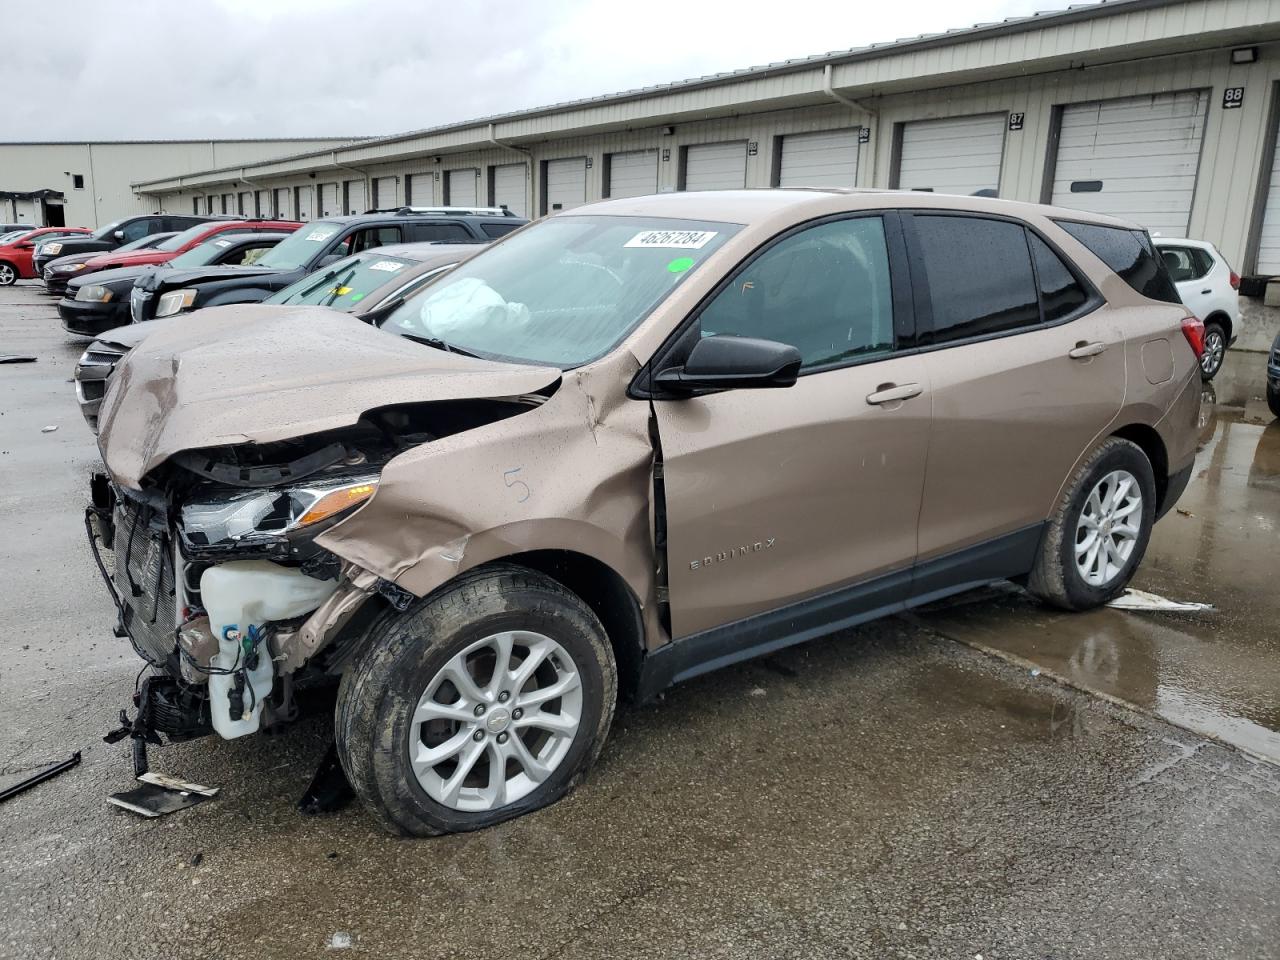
(1255, 112, 1280, 273)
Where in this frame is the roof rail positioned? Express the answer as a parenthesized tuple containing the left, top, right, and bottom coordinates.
(394, 205, 516, 218)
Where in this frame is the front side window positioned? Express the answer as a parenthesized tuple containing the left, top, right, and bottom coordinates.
(915, 215, 1039, 345)
(351, 226, 402, 252)
(382, 215, 739, 367)
(1055, 220, 1180, 303)
(699, 216, 894, 369)
(120, 219, 151, 242)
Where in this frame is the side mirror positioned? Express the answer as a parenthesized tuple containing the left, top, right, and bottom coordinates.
(316, 253, 343, 268)
(654, 335, 801, 396)
(113, 230, 126, 242)
(17, 241, 32, 250)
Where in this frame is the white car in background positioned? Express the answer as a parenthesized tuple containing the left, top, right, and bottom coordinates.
(1154, 236, 1240, 381)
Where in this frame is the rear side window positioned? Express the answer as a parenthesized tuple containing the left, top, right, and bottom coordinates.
(1055, 220, 1179, 303)
(482, 222, 521, 238)
(914, 215, 1039, 345)
(411, 222, 473, 243)
(1029, 234, 1089, 322)
(1160, 245, 1213, 283)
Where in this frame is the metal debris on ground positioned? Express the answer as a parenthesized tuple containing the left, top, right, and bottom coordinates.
(0, 752, 81, 804)
(40, 425, 57, 433)
(0, 355, 36, 364)
(1176, 508, 1195, 518)
(1106, 588, 1214, 613)
(107, 771, 219, 818)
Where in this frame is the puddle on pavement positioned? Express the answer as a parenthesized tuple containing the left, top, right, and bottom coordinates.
(916, 374, 1280, 763)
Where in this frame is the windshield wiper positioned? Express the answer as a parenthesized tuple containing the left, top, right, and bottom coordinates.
(320, 267, 359, 307)
(396, 332, 481, 359)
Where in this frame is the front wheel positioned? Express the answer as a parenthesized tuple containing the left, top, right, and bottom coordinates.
(335, 565, 617, 836)
(0, 262, 16, 286)
(1027, 437, 1157, 611)
(1199, 321, 1226, 381)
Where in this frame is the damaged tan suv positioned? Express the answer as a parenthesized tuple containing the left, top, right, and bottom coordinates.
(88, 189, 1203, 835)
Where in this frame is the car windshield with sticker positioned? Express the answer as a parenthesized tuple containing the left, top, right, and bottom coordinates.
(381, 215, 739, 367)
(264, 252, 417, 311)
(255, 221, 343, 269)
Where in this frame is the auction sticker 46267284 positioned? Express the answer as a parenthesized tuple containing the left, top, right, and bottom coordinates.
(624, 230, 718, 249)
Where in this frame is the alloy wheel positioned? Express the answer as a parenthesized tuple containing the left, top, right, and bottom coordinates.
(1075, 469, 1143, 587)
(1201, 329, 1225, 376)
(0, 264, 15, 285)
(409, 630, 583, 812)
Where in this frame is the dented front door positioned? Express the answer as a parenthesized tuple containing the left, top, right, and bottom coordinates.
(651, 213, 930, 638)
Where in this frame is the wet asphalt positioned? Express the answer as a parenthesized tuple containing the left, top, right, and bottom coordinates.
(1, 283, 1278, 959)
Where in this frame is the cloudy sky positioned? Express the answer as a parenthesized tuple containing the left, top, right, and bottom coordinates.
(10, 0, 1054, 142)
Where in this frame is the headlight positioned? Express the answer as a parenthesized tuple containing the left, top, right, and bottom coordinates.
(44, 242, 63, 255)
(181, 476, 379, 545)
(55, 263, 86, 273)
(155, 288, 197, 317)
(74, 284, 113, 303)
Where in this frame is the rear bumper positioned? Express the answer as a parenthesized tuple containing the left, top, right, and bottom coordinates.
(59, 296, 129, 336)
(1156, 461, 1193, 521)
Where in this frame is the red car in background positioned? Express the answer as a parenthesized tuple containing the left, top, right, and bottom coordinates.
(52, 218, 303, 295)
(0, 227, 91, 285)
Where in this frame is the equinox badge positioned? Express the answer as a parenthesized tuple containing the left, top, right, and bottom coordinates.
(689, 538, 776, 571)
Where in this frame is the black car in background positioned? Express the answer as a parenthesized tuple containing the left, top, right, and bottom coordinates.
(34, 213, 214, 280)
(59, 232, 292, 336)
(1268, 332, 1280, 419)
(41, 233, 181, 298)
(129, 207, 525, 322)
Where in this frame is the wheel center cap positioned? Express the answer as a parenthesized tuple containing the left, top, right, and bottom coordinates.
(485, 708, 512, 734)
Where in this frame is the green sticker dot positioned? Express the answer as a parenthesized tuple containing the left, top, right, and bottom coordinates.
(667, 257, 694, 274)
(349, 292, 364, 302)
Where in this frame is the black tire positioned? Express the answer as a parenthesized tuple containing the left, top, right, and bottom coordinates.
(335, 565, 617, 836)
(0, 262, 17, 286)
(1199, 321, 1226, 381)
(1268, 383, 1280, 421)
(1026, 437, 1157, 612)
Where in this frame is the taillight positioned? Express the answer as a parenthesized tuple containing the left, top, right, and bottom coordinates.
(1229, 270, 1240, 290)
(1181, 316, 1205, 359)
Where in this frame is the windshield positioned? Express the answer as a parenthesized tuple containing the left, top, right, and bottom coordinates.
(264, 252, 417, 311)
(382, 216, 738, 366)
(91, 218, 124, 240)
(168, 235, 244, 268)
(256, 221, 344, 269)
(0, 231, 26, 244)
(157, 223, 217, 252)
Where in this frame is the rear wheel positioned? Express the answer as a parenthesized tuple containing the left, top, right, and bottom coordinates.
(1027, 437, 1157, 611)
(335, 565, 617, 836)
(1199, 321, 1226, 381)
(0, 262, 16, 286)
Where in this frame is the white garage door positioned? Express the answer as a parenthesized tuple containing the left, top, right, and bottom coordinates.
(239, 192, 253, 216)
(446, 169, 479, 207)
(608, 150, 658, 198)
(297, 186, 314, 221)
(1257, 133, 1280, 274)
(546, 157, 587, 212)
(274, 188, 290, 219)
(897, 114, 1006, 196)
(492, 163, 527, 217)
(256, 190, 270, 217)
(373, 176, 398, 210)
(683, 142, 747, 191)
(344, 180, 366, 215)
(1050, 91, 1207, 237)
(319, 183, 339, 217)
(778, 129, 859, 188)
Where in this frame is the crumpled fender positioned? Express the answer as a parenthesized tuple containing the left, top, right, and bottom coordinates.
(316, 349, 658, 623)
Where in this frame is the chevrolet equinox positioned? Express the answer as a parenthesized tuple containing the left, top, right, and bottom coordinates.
(86, 189, 1202, 835)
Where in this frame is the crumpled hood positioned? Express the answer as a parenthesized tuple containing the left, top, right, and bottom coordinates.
(97, 304, 562, 489)
(137, 264, 280, 291)
(85, 249, 171, 270)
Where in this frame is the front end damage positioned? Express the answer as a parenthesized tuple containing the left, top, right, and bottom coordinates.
(88, 395, 550, 757)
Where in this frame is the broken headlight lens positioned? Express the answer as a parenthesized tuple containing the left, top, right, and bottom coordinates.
(74, 284, 113, 303)
(43, 242, 64, 255)
(155, 288, 197, 318)
(180, 476, 378, 545)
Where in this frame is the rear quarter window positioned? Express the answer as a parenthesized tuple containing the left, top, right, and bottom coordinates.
(482, 222, 521, 238)
(1054, 220, 1180, 304)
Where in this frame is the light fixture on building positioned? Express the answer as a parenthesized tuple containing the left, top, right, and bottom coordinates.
(1231, 47, 1258, 64)
(661, 126, 675, 136)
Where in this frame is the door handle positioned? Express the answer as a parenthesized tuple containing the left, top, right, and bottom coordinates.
(1068, 341, 1106, 359)
(866, 382, 923, 405)
(1200, 288, 1212, 295)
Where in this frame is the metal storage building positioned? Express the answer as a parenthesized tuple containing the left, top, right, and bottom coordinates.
(130, 0, 1280, 278)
